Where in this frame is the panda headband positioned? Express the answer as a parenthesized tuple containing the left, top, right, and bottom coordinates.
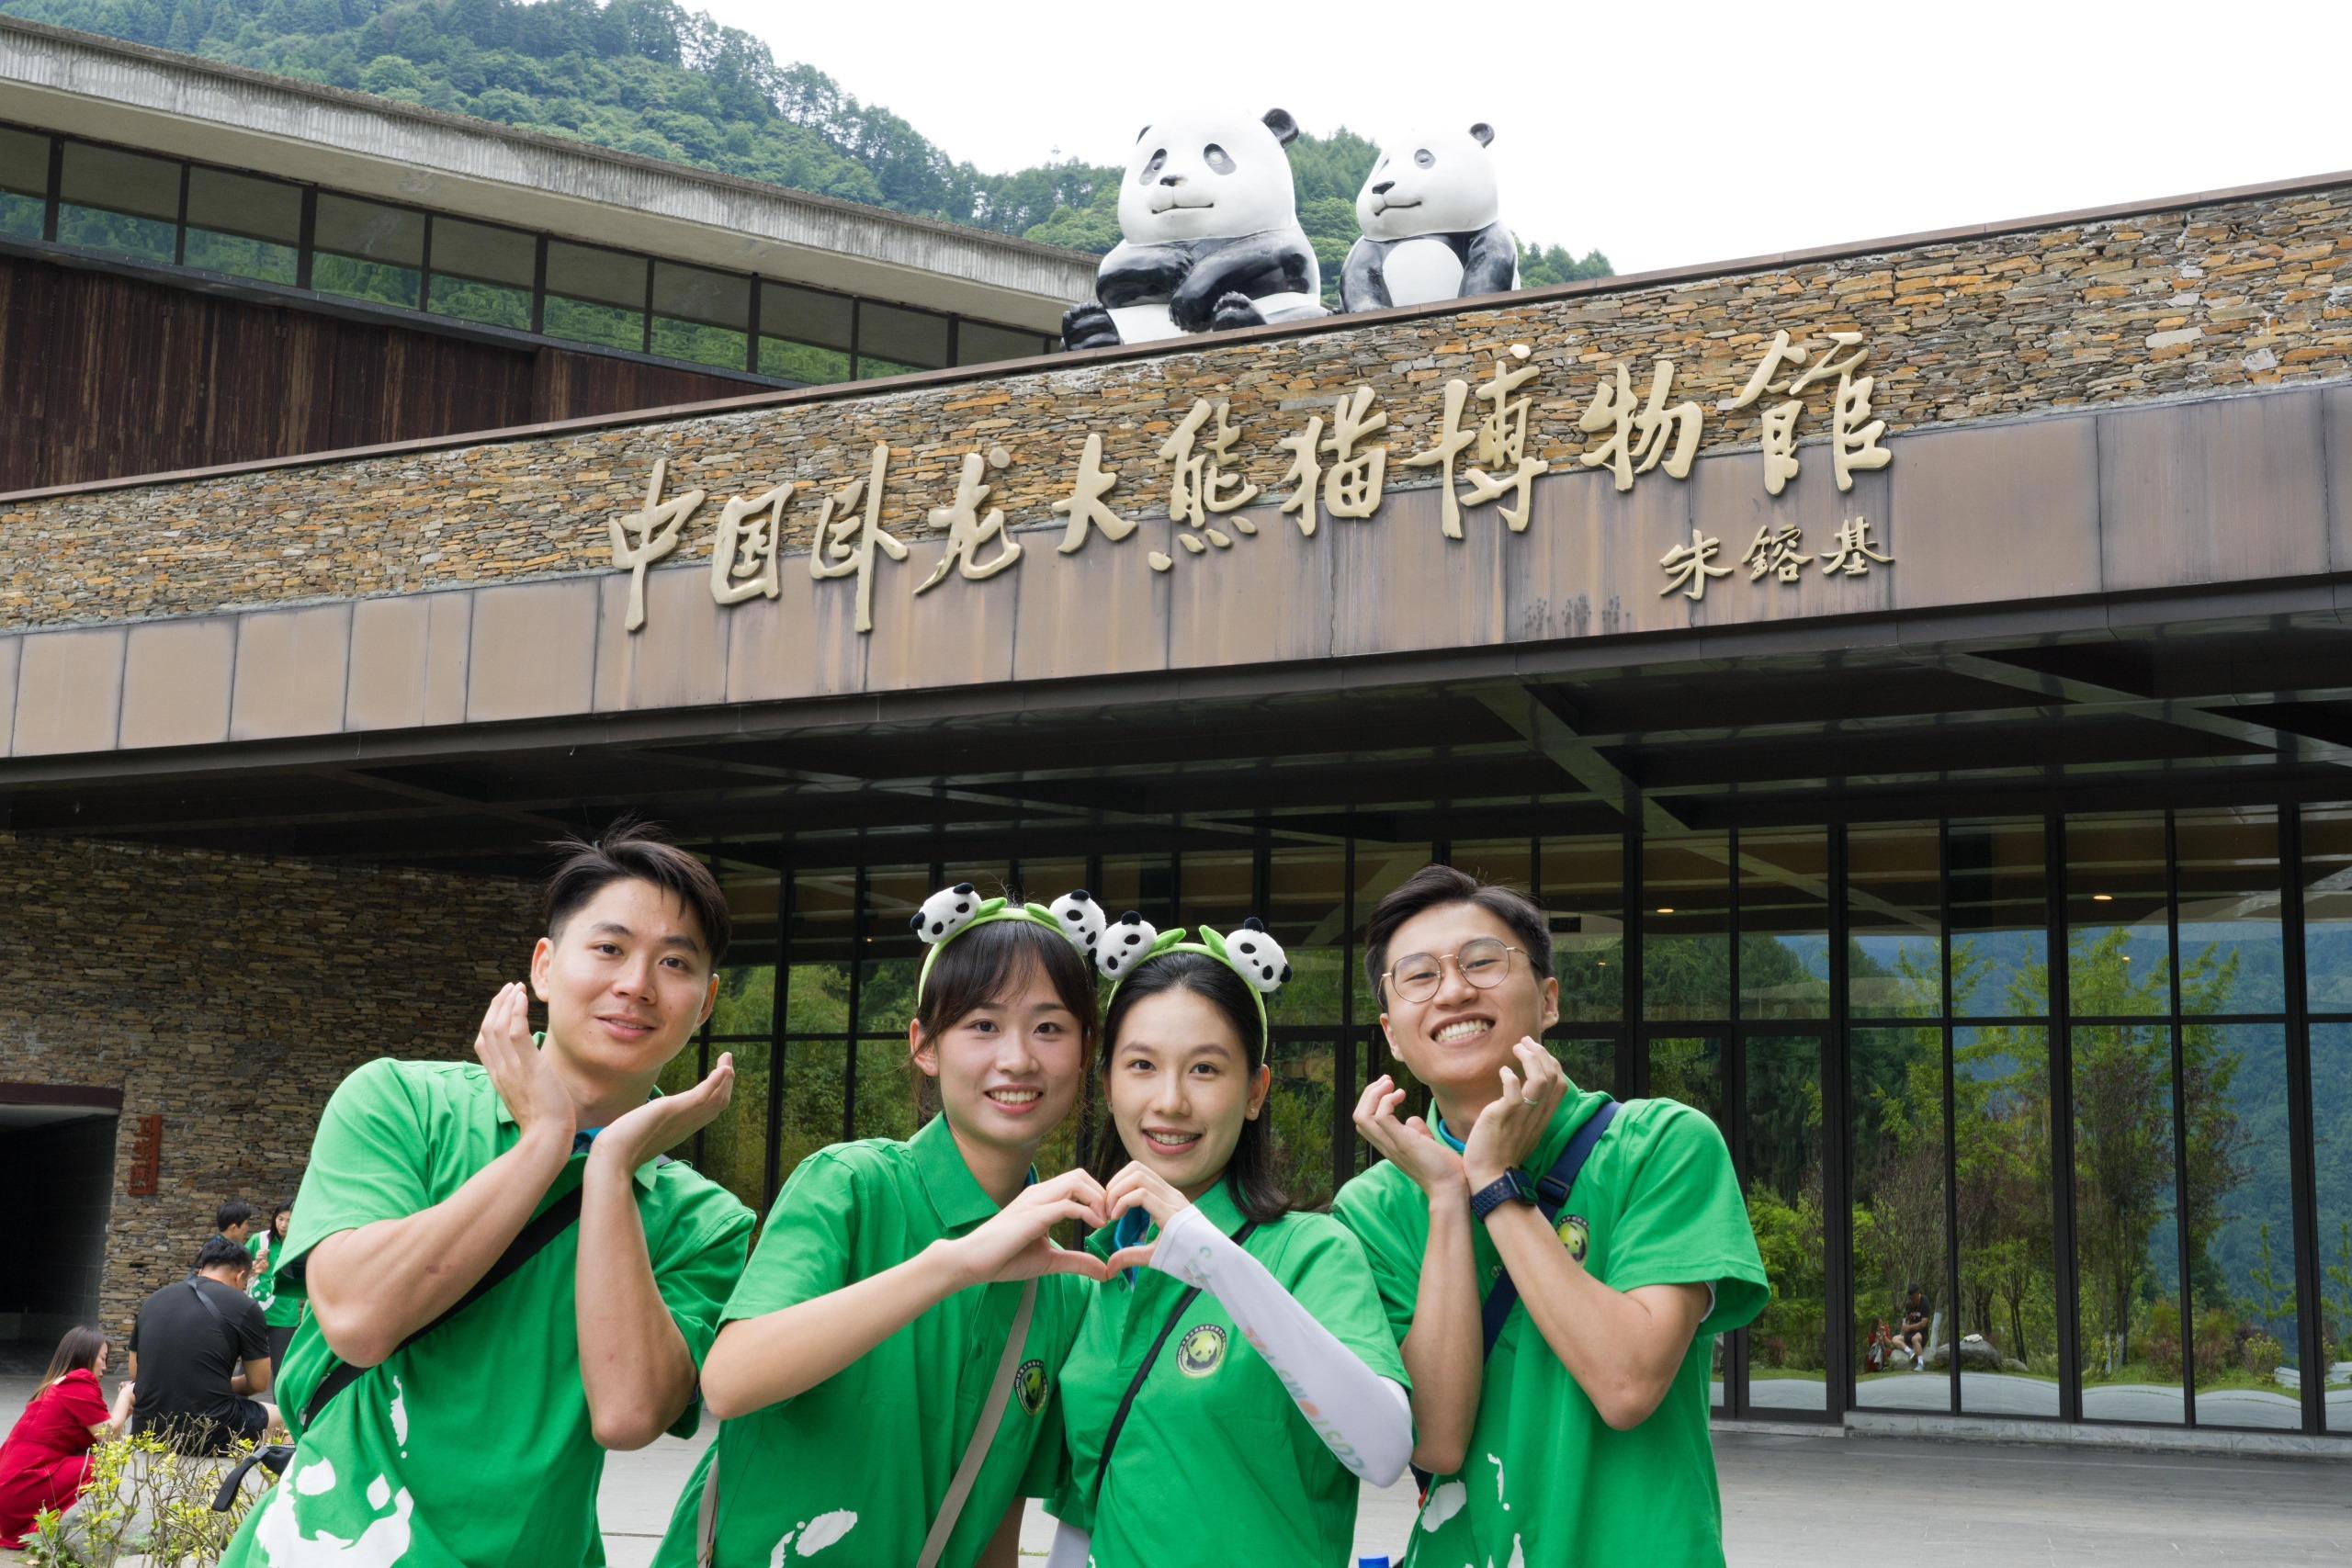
(911, 883, 1096, 999)
(1095, 911, 1293, 1054)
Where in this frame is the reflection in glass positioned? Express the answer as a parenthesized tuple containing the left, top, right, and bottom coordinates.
(1744, 1034, 1826, 1412)
(55, 141, 177, 263)
(1644, 835, 1730, 1021)
(182, 167, 300, 285)
(1267, 1038, 1339, 1209)
(1954, 1027, 2058, 1416)
(427, 215, 534, 330)
(651, 260, 751, 369)
(956, 321, 1046, 366)
(1352, 841, 1433, 1022)
(1850, 1027, 1950, 1410)
(1849, 822, 1941, 1018)
(859, 863, 935, 1040)
(1179, 848, 1255, 935)
(544, 239, 646, 351)
(696, 1038, 770, 1215)
(1266, 847, 1347, 1030)
(784, 868, 856, 1033)
(1542, 836, 1623, 1023)
(312, 193, 424, 309)
(2174, 808, 2283, 1015)
(1951, 819, 2049, 1017)
(2186, 1024, 2300, 1427)
(0, 128, 44, 241)
(1646, 1035, 1724, 1129)
(1739, 829, 1829, 1019)
(2303, 807, 2352, 1012)
(1548, 1036, 1616, 1099)
(2065, 815, 2170, 1013)
(2072, 1022, 2183, 1423)
(854, 1036, 921, 1143)
(777, 1041, 847, 1180)
(2311, 1026, 2352, 1431)
(708, 964, 775, 1039)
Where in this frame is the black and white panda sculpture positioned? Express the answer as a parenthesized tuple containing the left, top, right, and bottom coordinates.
(1339, 124, 1518, 313)
(1062, 108, 1328, 351)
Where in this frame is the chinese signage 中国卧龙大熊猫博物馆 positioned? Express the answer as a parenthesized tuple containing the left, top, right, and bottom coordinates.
(606, 330, 1897, 634)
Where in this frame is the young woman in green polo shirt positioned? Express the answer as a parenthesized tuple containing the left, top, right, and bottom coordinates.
(1042, 920, 1413, 1568)
(655, 889, 1113, 1568)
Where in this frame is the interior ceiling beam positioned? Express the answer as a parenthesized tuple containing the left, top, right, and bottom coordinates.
(1472, 682, 1686, 835)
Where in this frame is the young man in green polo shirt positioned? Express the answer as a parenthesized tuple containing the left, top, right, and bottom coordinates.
(220, 822, 755, 1568)
(1334, 864, 1770, 1567)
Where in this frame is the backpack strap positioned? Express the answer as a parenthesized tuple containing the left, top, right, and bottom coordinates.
(914, 1277, 1038, 1568)
(1090, 1218, 1260, 1511)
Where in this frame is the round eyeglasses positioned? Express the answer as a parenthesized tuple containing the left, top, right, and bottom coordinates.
(1381, 938, 1524, 1004)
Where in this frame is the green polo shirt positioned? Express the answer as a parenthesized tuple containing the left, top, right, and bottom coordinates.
(245, 1234, 275, 1311)
(1046, 1179, 1407, 1567)
(1332, 1084, 1768, 1568)
(219, 1056, 753, 1568)
(652, 1114, 1091, 1568)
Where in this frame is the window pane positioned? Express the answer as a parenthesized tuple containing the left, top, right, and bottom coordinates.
(710, 964, 775, 1040)
(2183, 1023, 2301, 1427)
(2304, 807, 2352, 1011)
(1012, 858, 1088, 908)
(1643, 834, 1730, 1021)
(779, 1039, 847, 1179)
(696, 1037, 770, 1214)
(1951, 818, 2050, 1018)
(313, 194, 423, 309)
(2066, 814, 2170, 1015)
(181, 166, 300, 285)
(785, 869, 857, 1032)
(1745, 1033, 1827, 1412)
(859, 301, 950, 369)
(545, 240, 645, 350)
(859, 864, 933, 1038)
(1267, 1037, 1338, 1209)
(854, 1037, 921, 1143)
(1351, 841, 1432, 1021)
(427, 217, 534, 331)
(55, 141, 176, 263)
(1451, 839, 1531, 892)
(2175, 808, 2283, 1015)
(1955, 1025, 2059, 1416)
(0, 127, 44, 240)
(1740, 828, 1829, 1019)
(956, 320, 1045, 366)
(1179, 847, 1255, 936)
(1265, 847, 1346, 1029)
(1850, 1025, 1949, 1409)
(1646, 1033, 1724, 1127)
(2074, 1021, 2183, 1423)
(856, 355, 925, 380)
(2311, 1024, 2352, 1430)
(652, 261, 750, 369)
(1545, 1035, 1617, 1098)
(1542, 836, 1623, 1024)
(1849, 822, 1941, 1018)
(760, 282, 853, 351)
(758, 337, 853, 384)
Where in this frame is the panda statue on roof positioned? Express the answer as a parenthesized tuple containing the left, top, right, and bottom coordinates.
(1060, 107, 1329, 352)
(1339, 123, 1519, 313)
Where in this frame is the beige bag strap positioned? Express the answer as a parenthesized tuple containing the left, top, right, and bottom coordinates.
(695, 1277, 1036, 1568)
(917, 1277, 1038, 1568)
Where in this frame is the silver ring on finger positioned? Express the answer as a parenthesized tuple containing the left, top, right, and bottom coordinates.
(1521, 1093, 1542, 1106)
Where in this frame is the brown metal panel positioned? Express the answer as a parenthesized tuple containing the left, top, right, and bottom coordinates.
(1516, 456, 1698, 643)
(1011, 517, 1171, 684)
(0, 636, 17, 755)
(1888, 415, 2101, 611)
(119, 618, 235, 750)
(466, 580, 599, 723)
(1329, 484, 1508, 659)
(423, 592, 472, 727)
(230, 604, 351, 742)
(723, 561, 847, 707)
(346, 596, 434, 732)
(1679, 447, 1898, 628)
(2326, 384, 2352, 576)
(864, 536, 1020, 695)
(1167, 499, 1331, 671)
(2098, 391, 2329, 593)
(593, 567, 729, 714)
(11, 626, 124, 757)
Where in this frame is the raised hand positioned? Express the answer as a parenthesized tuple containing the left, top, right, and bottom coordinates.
(1351, 1075, 1466, 1200)
(1100, 1162, 1194, 1274)
(1460, 1038, 1566, 1190)
(593, 1052, 736, 1170)
(474, 982, 575, 1145)
(944, 1169, 1113, 1287)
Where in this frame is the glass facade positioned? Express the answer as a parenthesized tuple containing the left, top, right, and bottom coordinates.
(672, 808, 2352, 1434)
(0, 121, 1057, 386)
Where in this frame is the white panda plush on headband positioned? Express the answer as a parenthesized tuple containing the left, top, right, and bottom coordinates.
(1339, 124, 1518, 313)
(1226, 918, 1293, 992)
(1049, 890, 1106, 957)
(1097, 911, 1161, 979)
(911, 883, 983, 943)
(1061, 107, 1328, 351)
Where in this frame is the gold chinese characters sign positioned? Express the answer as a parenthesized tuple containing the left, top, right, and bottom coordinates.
(610, 333, 1896, 635)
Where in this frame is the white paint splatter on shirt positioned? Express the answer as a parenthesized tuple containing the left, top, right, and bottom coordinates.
(365, 1477, 390, 1510)
(253, 1474, 415, 1568)
(388, 1377, 408, 1447)
(1420, 1480, 1467, 1530)
(293, 1457, 337, 1496)
(1487, 1451, 1509, 1508)
(797, 1511, 857, 1555)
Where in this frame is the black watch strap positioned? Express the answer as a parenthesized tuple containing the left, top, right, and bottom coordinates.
(1468, 1173, 1532, 1223)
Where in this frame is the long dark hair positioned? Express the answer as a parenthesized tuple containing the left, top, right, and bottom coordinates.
(37, 1325, 107, 1397)
(910, 919, 1100, 1126)
(1089, 951, 1290, 1225)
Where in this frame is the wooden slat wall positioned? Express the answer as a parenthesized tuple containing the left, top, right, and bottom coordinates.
(0, 254, 753, 491)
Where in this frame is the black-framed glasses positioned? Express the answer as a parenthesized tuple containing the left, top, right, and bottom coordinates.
(1382, 938, 1524, 1004)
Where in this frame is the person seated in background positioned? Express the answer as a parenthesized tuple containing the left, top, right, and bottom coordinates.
(1895, 1285, 1931, 1370)
(129, 1236, 276, 1454)
(0, 1325, 135, 1547)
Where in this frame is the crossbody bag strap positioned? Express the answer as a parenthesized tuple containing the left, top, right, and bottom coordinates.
(299, 1182, 587, 1431)
(1089, 1218, 1260, 1512)
(913, 1276, 1039, 1568)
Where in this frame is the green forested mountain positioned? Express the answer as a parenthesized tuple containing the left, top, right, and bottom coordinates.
(0, 0, 1612, 304)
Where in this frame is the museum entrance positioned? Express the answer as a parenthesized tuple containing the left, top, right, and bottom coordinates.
(0, 1087, 119, 1374)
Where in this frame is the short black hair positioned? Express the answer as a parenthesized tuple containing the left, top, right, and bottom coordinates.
(1363, 863, 1553, 1004)
(195, 1235, 252, 1273)
(543, 818, 730, 967)
(215, 1201, 255, 1233)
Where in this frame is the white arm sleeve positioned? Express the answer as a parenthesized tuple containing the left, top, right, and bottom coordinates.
(1148, 1205, 1414, 1485)
(1044, 1520, 1092, 1568)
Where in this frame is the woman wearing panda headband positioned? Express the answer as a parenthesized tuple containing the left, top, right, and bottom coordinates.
(655, 885, 1111, 1568)
(1041, 914, 1414, 1568)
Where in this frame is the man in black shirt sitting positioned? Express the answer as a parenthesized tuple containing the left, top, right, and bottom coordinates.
(128, 1236, 276, 1454)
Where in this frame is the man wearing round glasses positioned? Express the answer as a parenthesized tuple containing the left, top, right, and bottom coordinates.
(1332, 864, 1766, 1568)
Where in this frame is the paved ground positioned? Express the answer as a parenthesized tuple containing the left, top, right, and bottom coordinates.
(6, 1372, 2346, 1564)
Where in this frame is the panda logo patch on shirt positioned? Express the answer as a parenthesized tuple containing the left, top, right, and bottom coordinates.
(1557, 1213, 1591, 1262)
(1176, 1324, 1227, 1378)
(1015, 1359, 1048, 1416)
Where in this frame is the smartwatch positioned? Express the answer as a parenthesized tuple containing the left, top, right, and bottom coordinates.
(1469, 1172, 1534, 1223)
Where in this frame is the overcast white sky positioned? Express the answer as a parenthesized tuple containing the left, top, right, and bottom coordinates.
(693, 0, 2348, 276)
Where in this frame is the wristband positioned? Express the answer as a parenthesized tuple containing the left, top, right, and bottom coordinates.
(1468, 1172, 1533, 1224)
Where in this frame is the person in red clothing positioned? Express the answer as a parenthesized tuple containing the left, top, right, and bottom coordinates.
(0, 1325, 136, 1548)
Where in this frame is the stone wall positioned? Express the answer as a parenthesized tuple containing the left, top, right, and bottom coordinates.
(4, 183, 2348, 633)
(0, 832, 533, 1335)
